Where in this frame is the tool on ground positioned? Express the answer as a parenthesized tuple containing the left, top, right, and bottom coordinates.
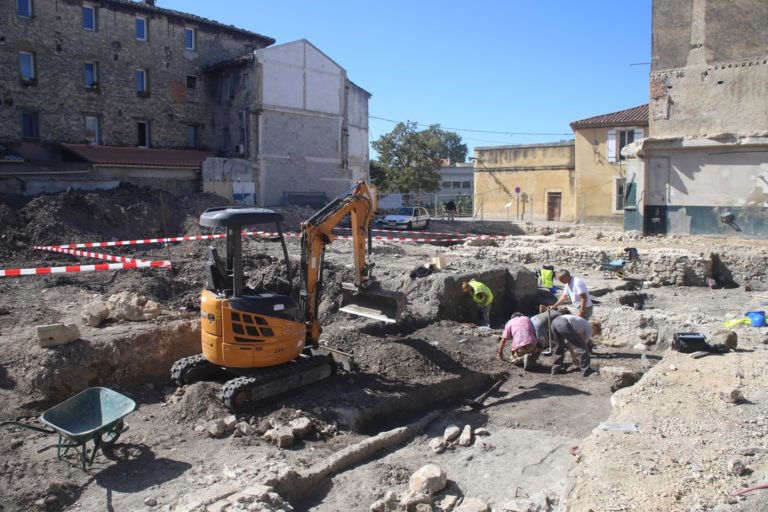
(542, 308, 553, 356)
(462, 375, 508, 409)
(171, 181, 406, 411)
(0, 387, 135, 469)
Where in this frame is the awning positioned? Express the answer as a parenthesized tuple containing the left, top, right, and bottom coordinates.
(61, 144, 215, 168)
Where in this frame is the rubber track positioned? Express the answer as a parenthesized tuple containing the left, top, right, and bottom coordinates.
(220, 356, 331, 409)
(170, 354, 209, 385)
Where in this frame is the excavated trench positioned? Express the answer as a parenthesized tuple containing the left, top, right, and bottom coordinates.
(28, 267, 540, 438)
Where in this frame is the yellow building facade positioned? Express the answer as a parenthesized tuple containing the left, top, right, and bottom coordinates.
(472, 142, 576, 222)
(570, 105, 648, 225)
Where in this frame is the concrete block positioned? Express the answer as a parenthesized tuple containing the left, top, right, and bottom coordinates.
(37, 323, 80, 348)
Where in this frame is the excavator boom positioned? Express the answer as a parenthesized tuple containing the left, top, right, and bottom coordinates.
(301, 181, 405, 342)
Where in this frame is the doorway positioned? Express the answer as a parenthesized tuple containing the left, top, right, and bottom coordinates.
(546, 192, 562, 221)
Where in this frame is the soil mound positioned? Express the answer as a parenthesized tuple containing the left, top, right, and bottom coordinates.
(169, 381, 229, 424)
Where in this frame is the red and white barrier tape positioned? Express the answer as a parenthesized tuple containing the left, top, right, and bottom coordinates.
(36, 233, 227, 250)
(33, 246, 162, 265)
(0, 260, 171, 278)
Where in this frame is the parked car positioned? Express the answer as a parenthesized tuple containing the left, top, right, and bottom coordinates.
(379, 206, 430, 230)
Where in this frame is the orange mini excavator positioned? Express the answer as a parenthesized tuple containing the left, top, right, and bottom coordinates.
(171, 181, 405, 410)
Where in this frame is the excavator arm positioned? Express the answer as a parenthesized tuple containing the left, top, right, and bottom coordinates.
(300, 181, 404, 346)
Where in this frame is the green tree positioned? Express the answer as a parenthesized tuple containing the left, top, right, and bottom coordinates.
(371, 122, 467, 194)
(369, 159, 387, 190)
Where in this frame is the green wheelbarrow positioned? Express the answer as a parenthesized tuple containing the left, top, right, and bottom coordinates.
(1, 387, 136, 469)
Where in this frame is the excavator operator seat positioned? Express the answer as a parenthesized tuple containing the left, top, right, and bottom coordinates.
(205, 246, 229, 294)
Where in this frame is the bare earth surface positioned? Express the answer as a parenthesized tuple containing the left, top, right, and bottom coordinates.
(1, 187, 767, 512)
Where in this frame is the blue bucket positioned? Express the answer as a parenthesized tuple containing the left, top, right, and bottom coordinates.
(745, 310, 766, 327)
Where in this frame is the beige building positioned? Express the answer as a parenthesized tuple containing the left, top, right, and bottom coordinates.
(472, 142, 575, 222)
(570, 105, 648, 225)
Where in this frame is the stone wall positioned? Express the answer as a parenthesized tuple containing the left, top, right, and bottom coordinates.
(498, 236, 768, 287)
(0, 0, 270, 148)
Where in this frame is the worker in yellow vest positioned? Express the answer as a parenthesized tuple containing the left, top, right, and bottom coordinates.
(462, 279, 494, 327)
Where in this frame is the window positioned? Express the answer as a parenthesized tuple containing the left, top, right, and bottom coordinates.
(441, 181, 450, 189)
(17, 0, 32, 18)
(84, 115, 100, 144)
(136, 17, 147, 41)
(137, 121, 150, 147)
(19, 52, 36, 82)
(21, 112, 39, 140)
(186, 74, 198, 101)
(187, 125, 198, 148)
(612, 177, 626, 213)
(461, 181, 471, 189)
(135, 68, 148, 96)
(221, 128, 231, 151)
(82, 4, 96, 31)
(84, 62, 98, 88)
(451, 181, 461, 189)
(184, 27, 196, 50)
(607, 128, 644, 162)
(218, 73, 235, 102)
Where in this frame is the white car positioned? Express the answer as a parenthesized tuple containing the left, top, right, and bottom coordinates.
(381, 206, 430, 230)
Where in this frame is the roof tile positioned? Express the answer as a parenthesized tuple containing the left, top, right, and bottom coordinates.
(570, 104, 649, 130)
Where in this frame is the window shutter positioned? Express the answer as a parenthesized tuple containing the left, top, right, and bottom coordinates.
(634, 128, 644, 139)
(606, 130, 617, 162)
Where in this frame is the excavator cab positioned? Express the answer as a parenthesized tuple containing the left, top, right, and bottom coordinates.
(197, 207, 305, 370)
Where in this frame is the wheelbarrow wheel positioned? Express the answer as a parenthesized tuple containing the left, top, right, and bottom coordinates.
(615, 269, 625, 279)
(99, 420, 125, 448)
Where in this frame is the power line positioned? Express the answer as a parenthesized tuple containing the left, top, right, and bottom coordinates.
(369, 115, 572, 137)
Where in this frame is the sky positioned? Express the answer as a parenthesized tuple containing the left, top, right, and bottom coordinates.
(161, 0, 652, 157)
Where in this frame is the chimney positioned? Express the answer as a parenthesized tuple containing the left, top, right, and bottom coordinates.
(143, 0, 156, 6)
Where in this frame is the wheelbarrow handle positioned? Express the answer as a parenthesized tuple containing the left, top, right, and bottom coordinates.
(0, 421, 56, 434)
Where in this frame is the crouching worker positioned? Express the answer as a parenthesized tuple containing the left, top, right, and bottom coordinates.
(498, 313, 541, 371)
(462, 279, 494, 327)
(550, 314, 597, 377)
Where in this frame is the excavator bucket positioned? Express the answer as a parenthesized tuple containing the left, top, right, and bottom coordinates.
(339, 282, 406, 323)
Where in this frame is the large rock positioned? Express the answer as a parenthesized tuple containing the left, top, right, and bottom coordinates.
(409, 464, 447, 495)
(107, 291, 161, 321)
(709, 329, 737, 350)
(289, 417, 313, 439)
(458, 425, 473, 446)
(207, 419, 226, 438)
(456, 497, 490, 512)
(430, 437, 448, 454)
(265, 427, 295, 448)
(80, 300, 109, 327)
(444, 425, 461, 442)
(37, 323, 80, 348)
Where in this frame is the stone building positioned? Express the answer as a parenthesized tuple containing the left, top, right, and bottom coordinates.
(472, 142, 576, 222)
(0, 1, 370, 202)
(625, 0, 768, 236)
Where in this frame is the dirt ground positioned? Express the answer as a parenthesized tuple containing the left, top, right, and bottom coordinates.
(1, 186, 767, 512)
